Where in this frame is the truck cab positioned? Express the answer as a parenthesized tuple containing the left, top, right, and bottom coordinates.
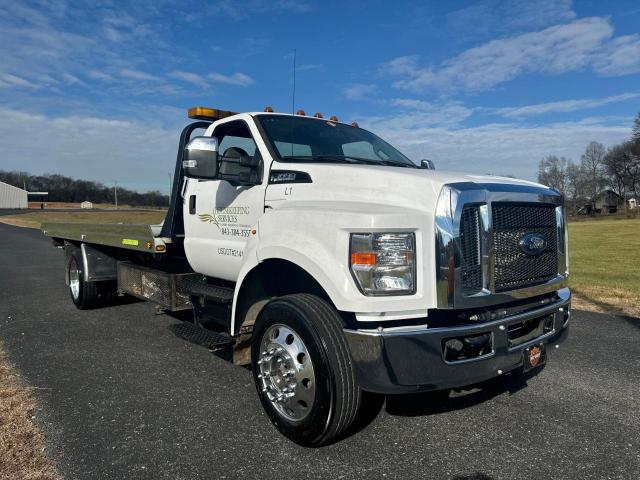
(44, 106, 570, 446)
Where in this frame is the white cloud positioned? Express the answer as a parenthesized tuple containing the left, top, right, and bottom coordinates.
(120, 68, 161, 82)
(87, 69, 115, 82)
(200, 0, 312, 19)
(361, 113, 632, 179)
(384, 17, 640, 92)
(169, 70, 208, 89)
(207, 72, 254, 86)
(343, 83, 378, 100)
(492, 92, 640, 118)
(385, 99, 473, 126)
(62, 73, 86, 86)
(593, 34, 640, 76)
(0, 73, 40, 89)
(446, 0, 576, 39)
(296, 64, 325, 72)
(0, 107, 177, 193)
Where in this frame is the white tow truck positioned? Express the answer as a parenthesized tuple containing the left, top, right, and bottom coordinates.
(43, 106, 571, 446)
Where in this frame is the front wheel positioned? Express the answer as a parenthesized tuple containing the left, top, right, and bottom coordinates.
(251, 294, 361, 446)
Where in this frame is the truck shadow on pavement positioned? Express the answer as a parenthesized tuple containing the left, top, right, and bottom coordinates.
(383, 368, 542, 418)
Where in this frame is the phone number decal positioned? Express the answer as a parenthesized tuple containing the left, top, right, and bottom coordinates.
(220, 227, 251, 238)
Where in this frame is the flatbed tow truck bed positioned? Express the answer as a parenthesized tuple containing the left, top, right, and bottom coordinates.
(42, 222, 170, 254)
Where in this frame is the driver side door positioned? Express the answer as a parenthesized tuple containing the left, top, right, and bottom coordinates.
(183, 119, 266, 281)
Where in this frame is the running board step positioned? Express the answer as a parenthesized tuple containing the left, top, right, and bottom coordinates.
(184, 278, 234, 304)
(170, 322, 234, 350)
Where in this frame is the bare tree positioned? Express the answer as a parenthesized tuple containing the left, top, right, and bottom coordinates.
(604, 143, 632, 211)
(580, 141, 606, 205)
(537, 155, 569, 196)
(566, 161, 588, 202)
(632, 111, 640, 145)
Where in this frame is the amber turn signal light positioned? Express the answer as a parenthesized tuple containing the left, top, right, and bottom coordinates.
(351, 252, 377, 266)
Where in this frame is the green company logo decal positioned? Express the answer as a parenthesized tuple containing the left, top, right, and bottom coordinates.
(198, 206, 252, 238)
(198, 213, 220, 228)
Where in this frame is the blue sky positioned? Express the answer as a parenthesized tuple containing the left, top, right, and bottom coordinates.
(1, 0, 639, 192)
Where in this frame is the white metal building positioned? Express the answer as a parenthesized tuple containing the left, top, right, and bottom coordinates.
(0, 180, 28, 209)
(81, 201, 94, 209)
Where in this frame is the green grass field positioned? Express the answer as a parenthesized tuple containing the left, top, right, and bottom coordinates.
(569, 218, 640, 316)
(0, 210, 166, 229)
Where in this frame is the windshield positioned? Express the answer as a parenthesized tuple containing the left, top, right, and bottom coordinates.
(255, 114, 416, 167)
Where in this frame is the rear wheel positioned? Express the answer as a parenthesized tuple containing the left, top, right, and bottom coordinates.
(67, 251, 115, 309)
(251, 294, 361, 446)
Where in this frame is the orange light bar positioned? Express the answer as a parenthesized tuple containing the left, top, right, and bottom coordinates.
(264, 105, 274, 112)
(351, 252, 377, 266)
(314, 112, 323, 118)
(188, 106, 238, 121)
(329, 115, 339, 121)
(296, 109, 306, 116)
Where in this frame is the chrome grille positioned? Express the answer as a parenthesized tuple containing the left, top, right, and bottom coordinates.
(491, 203, 558, 292)
(460, 206, 482, 294)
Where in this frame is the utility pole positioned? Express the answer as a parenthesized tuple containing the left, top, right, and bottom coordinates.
(114, 180, 118, 210)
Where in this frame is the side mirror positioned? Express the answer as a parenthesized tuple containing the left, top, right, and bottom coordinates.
(421, 159, 435, 170)
(218, 152, 262, 186)
(183, 136, 219, 179)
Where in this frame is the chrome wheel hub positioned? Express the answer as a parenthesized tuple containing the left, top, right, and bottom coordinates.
(69, 260, 80, 300)
(258, 324, 315, 421)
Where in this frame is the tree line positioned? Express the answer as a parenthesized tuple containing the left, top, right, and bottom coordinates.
(0, 170, 169, 207)
(537, 112, 640, 212)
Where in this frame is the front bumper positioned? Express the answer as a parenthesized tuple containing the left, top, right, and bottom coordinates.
(344, 288, 571, 394)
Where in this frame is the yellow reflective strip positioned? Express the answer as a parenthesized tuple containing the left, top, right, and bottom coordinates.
(122, 239, 139, 246)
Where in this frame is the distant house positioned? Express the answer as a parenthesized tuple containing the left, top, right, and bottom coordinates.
(577, 189, 623, 215)
(629, 198, 638, 210)
(594, 190, 623, 214)
(81, 201, 94, 209)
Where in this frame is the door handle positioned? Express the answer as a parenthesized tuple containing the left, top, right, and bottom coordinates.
(189, 195, 196, 214)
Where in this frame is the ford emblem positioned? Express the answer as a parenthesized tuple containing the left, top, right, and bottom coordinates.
(519, 232, 548, 256)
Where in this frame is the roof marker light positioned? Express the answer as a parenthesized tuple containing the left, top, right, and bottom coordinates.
(351, 121, 359, 128)
(329, 115, 338, 121)
(314, 112, 323, 118)
(296, 109, 306, 116)
(264, 106, 274, 112)
(188, 106, 237, 121)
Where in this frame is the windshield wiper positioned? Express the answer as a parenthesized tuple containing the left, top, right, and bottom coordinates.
(282, 155, 367, 164)
(282, 154, 417, 168)
(372, 159, 418, 169)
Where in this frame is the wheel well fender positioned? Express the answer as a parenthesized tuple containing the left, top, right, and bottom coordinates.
(231, 258, 335, 337)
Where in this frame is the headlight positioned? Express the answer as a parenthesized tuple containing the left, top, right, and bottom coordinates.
(350, 232, 416, 295)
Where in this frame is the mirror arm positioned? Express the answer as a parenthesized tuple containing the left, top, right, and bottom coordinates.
(219, 155, 261, 168)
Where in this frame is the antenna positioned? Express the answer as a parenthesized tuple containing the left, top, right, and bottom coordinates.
(292, 48, 296, 114)
(290, 48, 297, 157)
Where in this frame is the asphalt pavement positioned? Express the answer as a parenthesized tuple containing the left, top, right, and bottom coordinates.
(0, 222, 638, 480)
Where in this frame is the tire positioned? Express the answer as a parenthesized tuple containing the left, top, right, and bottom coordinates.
(251, 294, 361, 446)
(66, 251, 115, 310)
